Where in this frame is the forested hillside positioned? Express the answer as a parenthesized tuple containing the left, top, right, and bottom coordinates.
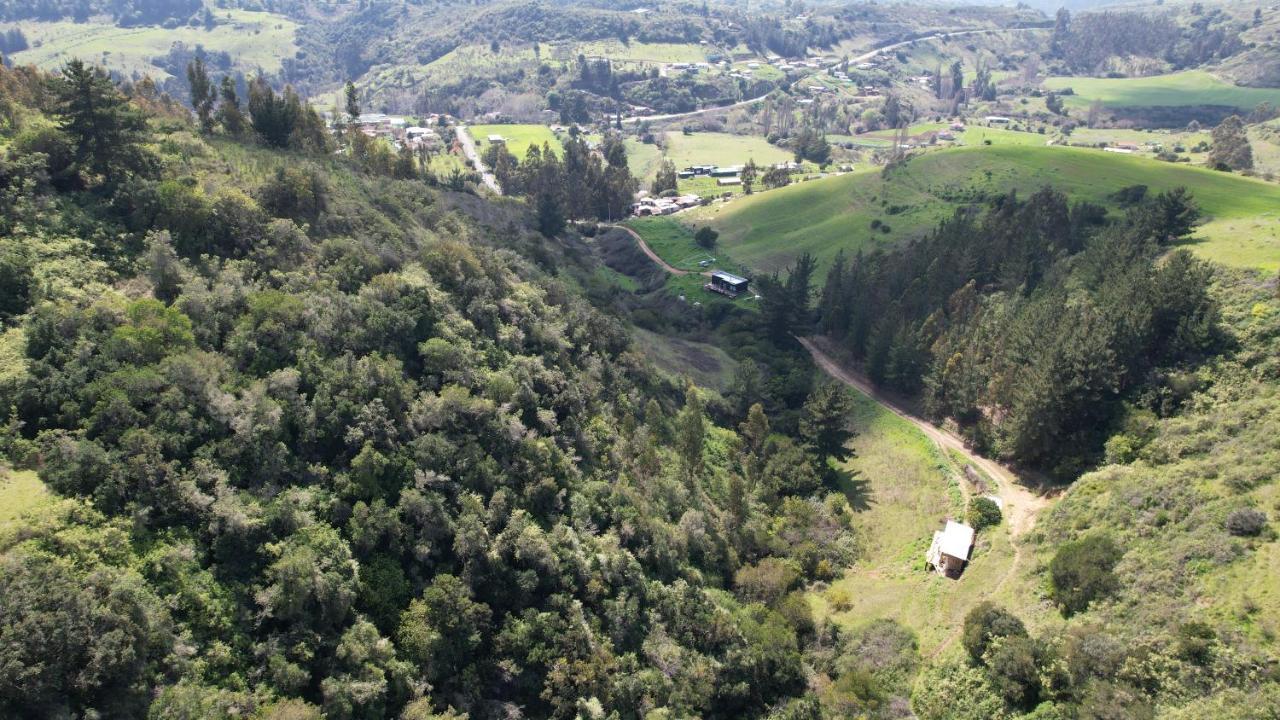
(5, 20, 1280, 718)
(814, 185, 1220, 478)
(0, 59, 877, 719)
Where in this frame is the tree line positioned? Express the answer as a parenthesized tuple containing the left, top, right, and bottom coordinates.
(482, 133, 639, 235)
(813, 184, 1221, 478)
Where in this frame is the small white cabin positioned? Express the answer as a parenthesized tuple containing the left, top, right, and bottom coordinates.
(926, 520, 975, 577)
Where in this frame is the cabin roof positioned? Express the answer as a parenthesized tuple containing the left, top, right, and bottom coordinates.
(711, 270, 749, 285)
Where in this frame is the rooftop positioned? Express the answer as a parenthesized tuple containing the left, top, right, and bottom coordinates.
(934, 520, 975, 559)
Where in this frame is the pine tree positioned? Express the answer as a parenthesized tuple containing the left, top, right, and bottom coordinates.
(741, 158, 758, 194)
(53, 59, 152, 181)
(345, 81, 360, 123)
(800, 383, 855, 464)
(651, 158, 678, 196)
(217, 75, 246, 136)
(675, 380, 706, 486)
(186, 58, 215, 133)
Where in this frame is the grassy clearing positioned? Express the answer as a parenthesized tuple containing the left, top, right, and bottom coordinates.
(1044, 71, 1280, 110)
(631, 327, 737, 391)
(808, 387, 1019, 656)
(4, 11, 298, 81)
(661, 131, 792, 169)
(623, 216, 718, 271)
(625, 138, 664, 182)
(469, 124, 563, 159)
(690, 144, 1280, 273)
(0, 470, 50, 534)
(573, 40, 707, 64)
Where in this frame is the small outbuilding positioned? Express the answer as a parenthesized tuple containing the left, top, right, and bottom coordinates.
(705, 270, 750, 298)
(926, 520, 975, 578)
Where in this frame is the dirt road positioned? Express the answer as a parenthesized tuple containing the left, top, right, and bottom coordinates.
(609, 224, 718, 279)
(454, 126, 500, 194)
(799, 337, 1048, 539)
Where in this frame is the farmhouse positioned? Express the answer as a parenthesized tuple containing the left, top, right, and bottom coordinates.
(705, 270, 750, 298)
(487, 134, 505, 143)
(926, 520, 975, 577)
(710, 165, 743, 177)
(985, 116, 1011, 124)
(716, 177, 741, 186)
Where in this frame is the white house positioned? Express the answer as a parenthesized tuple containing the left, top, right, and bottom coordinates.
(926, 520, 975, 577)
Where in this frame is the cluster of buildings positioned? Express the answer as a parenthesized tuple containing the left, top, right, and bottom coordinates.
(630, 194, 703, 216)
(330, 112, 447, 152)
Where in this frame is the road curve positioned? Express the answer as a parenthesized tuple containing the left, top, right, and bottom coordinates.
(606, 223, 721, 278)
(455, 125, 501, 194)
(798, 336, 1047, 539)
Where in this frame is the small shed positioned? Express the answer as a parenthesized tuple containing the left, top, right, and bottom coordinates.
(705, 271, 749, 298)
(926, 520, 975, 577)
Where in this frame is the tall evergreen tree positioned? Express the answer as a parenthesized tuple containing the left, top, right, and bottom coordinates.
(53, 59, 152, 181)
(217, 75, 246, 136)
(186, 57, 215, 133)
(345, 80, 360, 123)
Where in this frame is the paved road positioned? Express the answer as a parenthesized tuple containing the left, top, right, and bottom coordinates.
(623, 27, 1042, 126)
(455, 125, 500, 194)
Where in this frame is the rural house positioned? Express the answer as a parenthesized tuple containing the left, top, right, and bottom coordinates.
(705, 271, 750, 298)
(926, 520, 975, 577)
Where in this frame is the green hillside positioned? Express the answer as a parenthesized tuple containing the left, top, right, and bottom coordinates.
(689, 145, 1280, 273)
(1043, 71, 1280, 110)
(2, 11, 298, 81)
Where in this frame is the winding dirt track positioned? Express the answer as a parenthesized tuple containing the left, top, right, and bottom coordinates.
(799, 337, 1057, 658)
(799, 337, 1048, 540)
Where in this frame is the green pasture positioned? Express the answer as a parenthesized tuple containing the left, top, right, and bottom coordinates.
(661, 131, 792, 169)
(469, 124, 563, 159)
(4, 11, 298, 81)
(689, 144, 1280, 273)
(1043, 71, 1280, 110)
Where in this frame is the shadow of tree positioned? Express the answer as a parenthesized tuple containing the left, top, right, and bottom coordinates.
(830, 463, 873, 512)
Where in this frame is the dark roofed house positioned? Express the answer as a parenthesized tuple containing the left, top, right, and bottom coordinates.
(705, 270, 749, 298)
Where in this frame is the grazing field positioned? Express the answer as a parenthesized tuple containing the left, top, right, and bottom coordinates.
(623, 216, 718, 271)
(690, 145, 1280, 273)
(469, 124, 563, 159)
(624, 138, 664, 182)
(661, 131, 792, 169)
(1043, 71, 1280, 110)
(807, 386, 1020, 656)
(3, 11, 298, 81)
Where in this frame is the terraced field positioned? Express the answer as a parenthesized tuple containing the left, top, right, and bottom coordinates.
(688, 144, 1280, 273)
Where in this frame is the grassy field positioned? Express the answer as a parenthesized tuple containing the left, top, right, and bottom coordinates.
(807, 386, 1020, 656)
(623, 216, 720, 271)
(625, 138, 664, 182)
(469, 124, 563, 159)
(662, 131, 793, 169)
(689, 144, 1280, 273)
(573, 40, 708, 64)
(631, 327, 737, 391)
(0, 470, 50, 535)
(1043, 71, 1280, 110)
(4, 11, 298, 81)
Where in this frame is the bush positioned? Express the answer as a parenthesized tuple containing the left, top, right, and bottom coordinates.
(1049, 534, 1122, 616)
(1225, 508, 1267, 537)
(967, 497, 1002, 530)
(962, 602, 1027, 664)
(694, 226, 718, 250)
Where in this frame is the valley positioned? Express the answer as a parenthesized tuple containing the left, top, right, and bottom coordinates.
(2, 0, 1280, 717)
